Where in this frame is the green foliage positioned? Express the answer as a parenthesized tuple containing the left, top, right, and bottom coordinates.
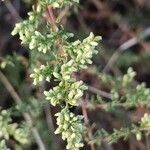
(10, 0, 150, 149)
(84, 67, 150, 147)
(0, 55, 16, 69)
(0, 109, 29, 149)
(93, 113, 150, 145)
(12, 0, 101, 149)
(99, 68, 150, 109)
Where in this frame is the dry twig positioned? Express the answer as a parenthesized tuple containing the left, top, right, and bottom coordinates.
(81, 97, 95, 150)
(103, 27, 150, 73)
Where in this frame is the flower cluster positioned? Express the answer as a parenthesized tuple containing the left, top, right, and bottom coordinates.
(44, 80, 87, 106)
(134, 113, 150, 141)
(140, 113, 150, 128)
(29, 29, 73, 54)
(55, 108, 84, 150)
(12, 11, 41, 45)
(0, 109, 28, 148)
(30, 64, 53, 85)
(122, 67, 136, 87)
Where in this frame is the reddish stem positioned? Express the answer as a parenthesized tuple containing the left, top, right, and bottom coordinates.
(47, 6, 58, 31)
(46, 6, 64, 56)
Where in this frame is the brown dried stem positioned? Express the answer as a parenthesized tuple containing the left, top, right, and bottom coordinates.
(81, 96, 96, 150)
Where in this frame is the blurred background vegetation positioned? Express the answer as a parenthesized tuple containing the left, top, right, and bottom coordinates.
(0, 0, 150, 149)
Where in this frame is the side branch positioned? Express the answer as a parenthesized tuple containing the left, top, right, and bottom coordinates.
(0, 71, 46, 150)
